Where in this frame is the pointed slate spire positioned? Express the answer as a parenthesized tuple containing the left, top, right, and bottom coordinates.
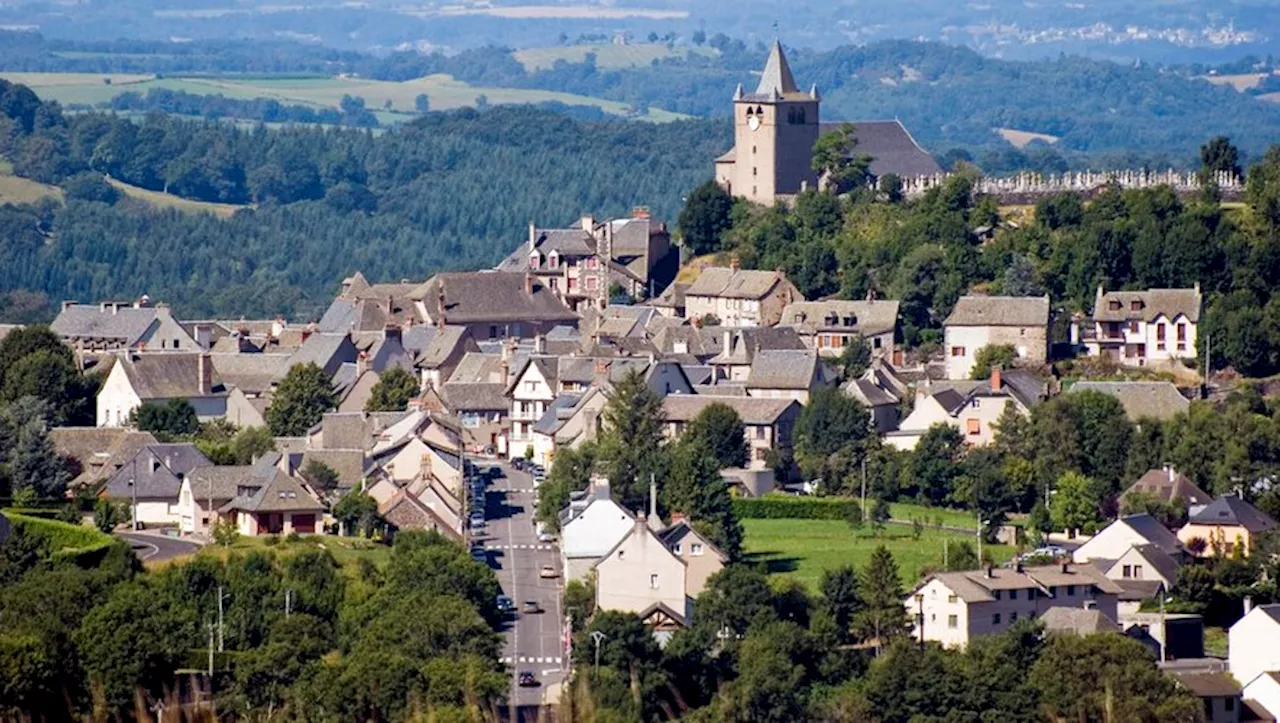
(755, 39, 799, 97)
(733, 82, 744, 101)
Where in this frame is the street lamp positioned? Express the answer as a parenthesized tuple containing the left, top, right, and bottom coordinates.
(590, 630, 607, 674)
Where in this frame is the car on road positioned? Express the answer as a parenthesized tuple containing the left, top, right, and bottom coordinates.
(512, 458, 525, 471)
(470, 546, 487, 562)
(1025, 545, 1066, 559)
(469, 512, 485, 529)
(496, 595, 515, 613)
(487, 466, 505, 479)
(518, 671, 538, 687)
(522, 600, 542, 614)
(539, 564, 558, 579)
(538, 530, 555, 543)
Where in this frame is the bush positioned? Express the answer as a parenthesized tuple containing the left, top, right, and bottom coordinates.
(2, 511, 114, 567)
(732, 496, 862, 520)
(264, 534, 280, 546)
(284, 532, 302, 544)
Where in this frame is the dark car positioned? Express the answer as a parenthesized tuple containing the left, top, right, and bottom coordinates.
(522, 600, 542, 614)
(470, 546, 487, 562)
(518, 671, 538, 687)
(488, 466, 505, 479)
(496, 595, 515, 613)
(512, 458, 525, 471)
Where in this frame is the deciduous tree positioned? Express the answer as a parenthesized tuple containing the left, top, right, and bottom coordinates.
(364, 366, 419, 412)
(266, 363, 337, 437)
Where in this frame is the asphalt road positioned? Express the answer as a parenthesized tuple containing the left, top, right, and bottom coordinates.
(117, 531, 203, 562)
(478, 461, 566, 708)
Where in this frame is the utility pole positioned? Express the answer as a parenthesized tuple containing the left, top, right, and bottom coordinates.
(217, 586, 225, 652)
(591, 630, 607, 674)
(206, 622, 215, 681)
(130, 456, 138, 532)
(860, 457, 868, 524)
(284, 589, 292, 618)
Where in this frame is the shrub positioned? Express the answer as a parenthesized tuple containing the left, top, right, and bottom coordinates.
(2, 511, 114, 567)
(732, 496, 861, 520)
(264, 534, 280, 546)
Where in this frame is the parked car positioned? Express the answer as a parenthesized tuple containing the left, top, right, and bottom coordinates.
(469, 512, 485, 529)
(539, 565, 558, 579)
(538, 530, 555, 543)
(518, 671, 538, 687)
(522, 600, 542, 614)
(488, 466, 505, 479)
(512, 458, 525, 471)
(470, 546, 487, 562)
(496, 595, 515, 613)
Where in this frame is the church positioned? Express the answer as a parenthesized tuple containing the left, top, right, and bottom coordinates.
(714, 41, 942, 205)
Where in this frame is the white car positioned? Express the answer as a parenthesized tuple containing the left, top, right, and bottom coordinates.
(539, 565, 558, 579)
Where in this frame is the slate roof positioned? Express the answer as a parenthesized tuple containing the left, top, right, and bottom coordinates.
(1113, 579, 1164, 602)
(844, 378, 899, 407)
(1170, 671, 1242, 698)
(746, 349, 822, 390)
(1118, 513, 1185, 556)
(51, 304, 157, 344)
(418, 326, 471, 368)
(417, 272, 578, 324)
(1121, 467, 1212, 507)
(287, 333, 354, 371)
(533, 393, 583, 436)
(104, 444, 212, 500)
(50, 427, 158, 487)
(662, 395, 799, 425)
(685, 267, 788, 300)
(223, 469, 323, 513)
(819, 120, 944, 178)
(119, 353, 224, 399)
(945, 295, 1050, 328)
(1070, 381, 1190, 422)
(781, 299, 900, 336)
(1121, 543, 1182, 584)
(923, 563, 1123, 603)
(209, 353, 293, 394)
(1040, 607, 1121, 636)
(186, 465, 262, 503)
(658, 519, 728, 562)
(650, 282, 687, 310)
(1092, 287, 1202, 323)
(710, 326, 808, 366)
(1188, 496, 1276, 533)
(440, 383, 509, 412)
(301, 449, 367, 487)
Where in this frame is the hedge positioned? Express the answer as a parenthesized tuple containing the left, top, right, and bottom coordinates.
(733, 496, 861, 520)
(2, 511, 116, 567)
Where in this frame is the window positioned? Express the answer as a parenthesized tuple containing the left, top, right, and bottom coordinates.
(548, 252, 559, 269)
(1048, 586, 1057, 597)
(691, 543, 704, 556)
(752, 167, 757, 177)
(1226, 697, 1235, 712)
(755, 425, 767, 440)
(992, 613, 1002, 625)
(950, 346, 966, 357)
(1009, 589, 1017, 600)
(529, 254, 539, 269)
(1108, 299, 1122, 311)
(585, 276, 598, 291)
(1011, 612, 1018, 622)
(966, 419, 981, 436)
(948, 594, 958, 604)
(948, 615, 958, 628)
(1128, 321, 1140, 333)
(1131, 300, 1143, 311)
(1177, 324, 1186, 341)
(672, 543, 682, 555)
(1122, 565, 1132, 578)
(586, 257, 599, 269)
(1134, 564, 1143, 579)
(1067, 585, 1076, 597)
(649, 574, 659, 589)
(1156, 324, 1166, 341)
(874, 337, 882, 349)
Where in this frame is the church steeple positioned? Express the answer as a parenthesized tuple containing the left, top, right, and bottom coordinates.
(755, 39, 799, 97)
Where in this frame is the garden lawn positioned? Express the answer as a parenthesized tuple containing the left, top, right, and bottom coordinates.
(743, 518, 1015, 591)
(193, 534, 391, 575)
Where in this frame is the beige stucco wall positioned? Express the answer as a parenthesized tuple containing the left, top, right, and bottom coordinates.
(944, 325, 1048, 380)
(1179, 523, 1254, 558)
(595, 526, 687, 616)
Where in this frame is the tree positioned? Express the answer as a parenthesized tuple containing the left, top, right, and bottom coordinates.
(230, 425, 276, 465)
(414, 94, 430, 113)
(677, 179, 734, 255)
(837, 336, 872, 379)
(969, 344, 1018, 380)
(93, 497, 124, 533)
(818, 564, 862, 643)
(6, 402, 70, 501)
(855, 546, 910, 649)
(692, 30, 706, 46)
(1049, 471, 1103, 533)
(130, 399, 199, 439)
(266, 363, 337, 437)
(794, 387, 871, 488)
(902, 423, 965, 505)
(364, 366, 419, 412)
(213, 518, 239, 546)
(61, 170, 119, 203)
(333, 490, 380, 537)
(811, 123, 871, 194)
(1199, 135, 1242, 182)
(598, 369, 666, 508)
(300, 459, 340, 492)
(664, 441, 742, 558)
(715, 621, 814, 723)
(682, 402, 748, 469)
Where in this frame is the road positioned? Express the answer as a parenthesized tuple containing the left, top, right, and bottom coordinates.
(117, 531, 203, 562)
(479, 461, 567, 708)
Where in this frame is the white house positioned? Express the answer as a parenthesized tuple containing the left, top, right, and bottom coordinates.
(97, 353, 228, 427)
(943, 295, 1050, 380)
(908, 562, 1122, 649)
(887, 368, 1044, 451)
(1231, 603, 1280, 721)
(594, 514, 689, 621)
(1078, 285, 1202, 367)
(508, 356, 559, 460)
(559, 479, 636, 580)
(104, 444, 212, 527)
(1072, 513, 1184, 563)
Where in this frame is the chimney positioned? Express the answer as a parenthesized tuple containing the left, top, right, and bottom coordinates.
(154, 303, 170, 319)
(590, 475, 611, 500)
(983, 565, 993, 579)
(1245, 595, 1255, 616)
(592, 358, 609, 386)
(649, 477, 657, 520)
(356, 351, 369, 377)
(1166, 464, 1174, 482)
(436, 288, 447, 327)
(1015, 560, 1024, 573)
(670, 512, 685, 524)
(990, 366, 1002, 392)
(500, 357, 510, 387)
(271, 316, 285, 339)
(581, 214, 595, 232)
(197, 353, 212, 395)
(535, 334, 546, 355)
(729, 255, 740, 272)
(524, 272, 535, 295)
(302, 322, 316, 344)
(722, 329, 733, 357)
(528, 221, 537, 251)
(135, 294, 151, 309)
(1061, 561, 1070, 574)
(237, 330, 256, 353)
(62, 300, 75, 311)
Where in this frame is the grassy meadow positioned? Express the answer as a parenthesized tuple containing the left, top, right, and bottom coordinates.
(743, 518, 1015, 591)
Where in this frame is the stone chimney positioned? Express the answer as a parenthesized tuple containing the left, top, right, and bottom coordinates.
(271, 316, 285, 339)
(990, 366, 1002, 392)
(302, 322, 316, 345)
(722, 329, 734, 357)
(135, 294, 151, 309)
(729, 255, 740, 272)
(528, 221, 537, 251)
(524, 272, 535, 295)
(580, 214, 595, 232)
(1165, 464, 1175, 482)
(592, 358, 609, 386)
(436, 288, 447, 326)
(154, 303, 170, 319)
(1245, 595, 1255, 616)
(197, 353, 213, 395)
(534, 334, 546, 355)
(670, 512, 685, 525)
(590, 475, 611, 500)
(356, 351, 369, 377)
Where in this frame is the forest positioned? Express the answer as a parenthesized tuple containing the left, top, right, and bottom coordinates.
(0, 79, 728, 320)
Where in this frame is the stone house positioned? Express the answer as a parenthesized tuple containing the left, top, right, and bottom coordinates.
(779, 298, 899, 360)
(744, 348, 829, 404)
(1068, 381, 1190, 423)
(908, 562, 1122, 649)
(708, 327, 808, 382)
(661, 395, 801, 470)
(1119, 466, 1213, 511)
(943, 295, 1050, 380)
(886, 368, 1045, 451)
(658, 516, 727, 600)
(594, 514, 690, 622)
(52, 299, 198, 354)
(418, 271, 580, 340)
(1077, 285, 1202, 367)
(682, 263, 802, 328)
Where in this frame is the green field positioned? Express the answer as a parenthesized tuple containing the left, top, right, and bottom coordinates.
(513, 42, 717, 72)
(0, 71, 688, 122)
(107, 177, 247, 218)
(191, 534, 391, 574)
(0, 172, 63, 205)
(743, 518, 1015, 591)
(889, 501, 987, 530)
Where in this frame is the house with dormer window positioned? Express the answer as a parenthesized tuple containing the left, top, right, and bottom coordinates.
(780, 298, 900, 360)
(1077, 285, 1202, 367)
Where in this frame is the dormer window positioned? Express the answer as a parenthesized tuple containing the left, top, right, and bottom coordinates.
(1108, 299, 1122, 311)
(825, 313, 839, 326)
(842, 315, 857, 327)
(529, 253, 540, 269)
(548, 252, 559, 269)
(1130, 300, 1143, 311)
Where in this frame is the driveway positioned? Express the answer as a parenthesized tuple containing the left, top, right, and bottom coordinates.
(117, 531, 203, 562)
(479, 461, 567, 708)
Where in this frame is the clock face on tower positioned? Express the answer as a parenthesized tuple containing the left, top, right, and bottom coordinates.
(747, 115, 760, 131)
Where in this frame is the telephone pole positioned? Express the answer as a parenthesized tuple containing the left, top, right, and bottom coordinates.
(217, 586, 226, 652)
